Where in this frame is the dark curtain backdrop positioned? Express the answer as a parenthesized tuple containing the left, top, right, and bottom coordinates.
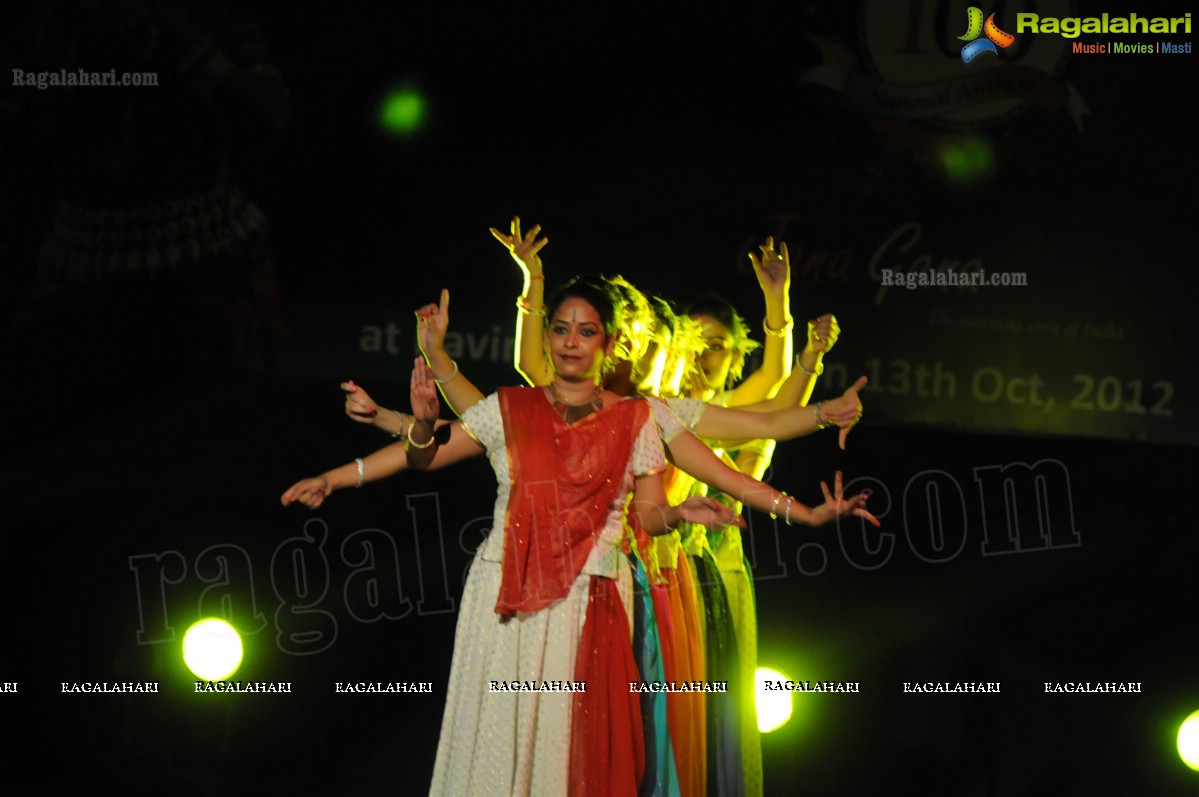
(2, 1, 1196, 794)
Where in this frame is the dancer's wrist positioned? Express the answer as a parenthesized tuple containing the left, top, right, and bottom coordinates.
(406, 417, 436, 450)
(375, 408, 403, 436)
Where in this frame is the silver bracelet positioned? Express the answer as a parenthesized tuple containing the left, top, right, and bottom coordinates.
(796, 354, 824, 376)
(434, 360, 459, 385)
(784, 495, 793, 525)
(355, 457, 365, 488)
(389, 412, 408, 439)
(812, 402, 833, 430)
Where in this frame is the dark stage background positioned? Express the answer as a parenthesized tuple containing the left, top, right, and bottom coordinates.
(2, 1, 1197, 794)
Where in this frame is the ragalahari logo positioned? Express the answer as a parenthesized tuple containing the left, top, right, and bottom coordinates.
(959, 7, 1016, 63)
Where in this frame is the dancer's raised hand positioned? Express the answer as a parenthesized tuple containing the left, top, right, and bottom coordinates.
(490, 215, 548, 280)
(415, 289, 451, 359)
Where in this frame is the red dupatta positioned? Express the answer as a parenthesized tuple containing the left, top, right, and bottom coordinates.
(495, 386, 648, 616)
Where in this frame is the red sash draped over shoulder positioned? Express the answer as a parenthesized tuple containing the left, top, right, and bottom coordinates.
(495, 387, 649, 616)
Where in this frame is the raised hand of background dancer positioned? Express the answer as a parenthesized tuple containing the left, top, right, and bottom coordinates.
(816, 375, 869, 450)
(341, 379, 379, 422)
(280, 477, 332, 509)
(410, 357, 440, 426)
(748, 236, 791, 299)
(490, 216, 548, 280)
(806, 313, 840, 355)
(414, 289, 450, 360)
(808, 471, 880, 527)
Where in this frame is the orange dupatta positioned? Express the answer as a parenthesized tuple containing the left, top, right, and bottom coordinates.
(495, 386, 647, 615)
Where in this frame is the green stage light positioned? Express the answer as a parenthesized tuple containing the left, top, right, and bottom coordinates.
(379, 86, 427, 136)
(755, 666, 793, 733)
(183, 618, 243, 681)
(1179, 709, 1199, 772)
(939, 135, 995, 185)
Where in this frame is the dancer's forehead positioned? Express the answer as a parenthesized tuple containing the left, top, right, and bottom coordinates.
(694, 314, 733, 343)
(552, 298, 602, 327)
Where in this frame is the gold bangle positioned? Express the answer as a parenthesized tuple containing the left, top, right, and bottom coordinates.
(516, 297, 546, 316)
(405, 417, 435, 449)
(762, 316, 794, 337)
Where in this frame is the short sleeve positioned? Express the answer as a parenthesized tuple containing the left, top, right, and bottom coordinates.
(664, 397, 707, 432)
(648, 397, 687, 444)
(458, 393, 503, 452)
(632, 410, 667, 477)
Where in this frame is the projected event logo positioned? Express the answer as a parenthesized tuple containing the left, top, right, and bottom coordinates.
(959, 7, 1016, 63)
(803, 1, 1081, 130)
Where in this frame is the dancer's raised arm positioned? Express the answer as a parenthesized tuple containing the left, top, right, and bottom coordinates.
(748, 313, 841, 411)
(415, 289, 486, 416)
(491, 216, 553, 386)
(405, 357, 485, 470)
(729, 236, 794, 404)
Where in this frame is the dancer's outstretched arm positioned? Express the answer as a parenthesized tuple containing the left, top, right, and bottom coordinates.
(661, 428, 877, 527)
(632, 470, 745, 536)
(283, 360, 470, 508)
(687, 375, 867, 450)
(280, 440, 409, 509)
